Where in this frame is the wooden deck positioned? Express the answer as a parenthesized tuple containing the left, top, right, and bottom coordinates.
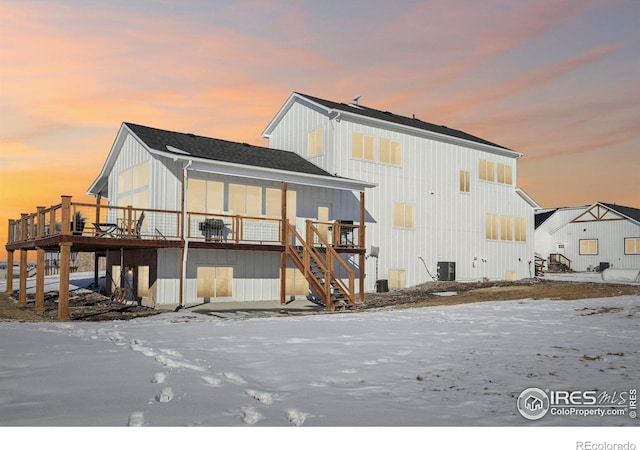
(5, 193, 367, 319)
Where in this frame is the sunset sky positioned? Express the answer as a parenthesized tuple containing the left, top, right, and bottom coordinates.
(1, 0, 639, 251)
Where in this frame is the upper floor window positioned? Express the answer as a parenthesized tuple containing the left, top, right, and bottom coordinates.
(379, 138, 402, 165)
(307, 129, 323, 157)
(229, 184, 262, 217)
(117, 161, 149, 208)
(459, 170, 471, 192)
(393, 203, 415, 229)
(188, 179, 223, 213)
(351, 132, 375, 161)
(479, 159, 495, 182)
(497, 163, 513, 185)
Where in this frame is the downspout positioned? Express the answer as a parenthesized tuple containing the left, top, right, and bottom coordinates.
(179, 159, 193, 308)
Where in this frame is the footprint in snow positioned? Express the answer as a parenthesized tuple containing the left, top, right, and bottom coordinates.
(159, 348, 182, 358)
(241, 407, 263, 425)
(151, 372, 167, 384)
(286, 410, 309, 426)
(246, 389, 274, 405)
(223, 372, 247, 384)
(202, 375, 223, 386)
(155, 387, 174, 403)
(128, 412, 145, 427)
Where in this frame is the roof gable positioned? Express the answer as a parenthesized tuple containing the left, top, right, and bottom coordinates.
(264, 92, 520, 156)
(125, 123, 333, 177)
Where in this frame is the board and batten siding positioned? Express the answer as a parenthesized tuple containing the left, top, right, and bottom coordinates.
(542, 217, 640, 272)
(268, 98, 536, 285)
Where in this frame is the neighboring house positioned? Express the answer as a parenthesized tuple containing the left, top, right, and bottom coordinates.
(263, 93, 540, 287)
(535, 202, 640, 272)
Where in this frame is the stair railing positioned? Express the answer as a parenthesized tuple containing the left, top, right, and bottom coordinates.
(306, 220, 355, 306)
(284, 222, 332, 309)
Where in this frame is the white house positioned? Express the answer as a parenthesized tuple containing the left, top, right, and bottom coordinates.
(86, 122, 374, 309)
(535, 202, 640, 272)
(7, 92, 545, 317)
(263, 93, 540, 287)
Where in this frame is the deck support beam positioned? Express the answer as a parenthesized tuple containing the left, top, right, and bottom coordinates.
(5, 250, 14, 293)
(19, 248, 28, 305)
(58, 242, 72, 320)
(35, 247, 45, 312)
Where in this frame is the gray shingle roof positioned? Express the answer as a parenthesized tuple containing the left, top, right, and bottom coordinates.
(296, 93, 512, 151)
(600, 202, 640, 224)
(125, 123, 333, 177)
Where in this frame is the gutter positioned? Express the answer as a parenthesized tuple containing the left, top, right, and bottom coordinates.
(179, 159, 193, 307)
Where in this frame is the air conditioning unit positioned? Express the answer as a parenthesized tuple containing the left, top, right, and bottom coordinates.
(437, 262, 456, 281)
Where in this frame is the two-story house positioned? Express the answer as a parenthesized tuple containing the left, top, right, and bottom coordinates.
(263, 93, 540, 287)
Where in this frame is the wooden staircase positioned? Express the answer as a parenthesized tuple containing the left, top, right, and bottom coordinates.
(548, 253, 572, 272)
(284, 220, 355, 311)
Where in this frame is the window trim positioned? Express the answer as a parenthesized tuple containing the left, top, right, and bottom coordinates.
(624, 237, 640, 255)
(579, 239, 599, 255)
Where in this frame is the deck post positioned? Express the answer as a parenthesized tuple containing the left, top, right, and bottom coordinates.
(5, 250, 14, 293)
(359, 191, 366, 302)
(60, 196, 72, 236)
(35, 247, 45, 312)
(19, 248, 28, 305)
(20, 213, 28, 241)
(8, 219, 15, 243)
(36, 207, 45, 238)
(280, 252, 286, 305)
(95, 194, 102, 229)
(58, 242, 72, 320)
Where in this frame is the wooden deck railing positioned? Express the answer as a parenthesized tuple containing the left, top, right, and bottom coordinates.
(7, 195, 366, 253)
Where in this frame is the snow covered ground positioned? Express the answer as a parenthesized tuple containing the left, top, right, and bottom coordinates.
(1, 274, 638, 447)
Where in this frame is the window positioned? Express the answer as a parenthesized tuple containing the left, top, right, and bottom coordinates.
(497, 163, 513, 185)
(351, 132, 375, 161)
(197, 266, 233, 298)
(625, 238, 640, 255)
(285, 267, 309, 296)
(307, 129, 323, 157)
(389, 269, 406, 289)
(137, 266, 150, 298)
(479, 159, 495, 182)
(229, 184, 262, 217)
(579, 239, 598, 255)
(485, 214, 498, 240)
(500, 216, 513, 240)
(459, 170, 471, 192)
(506, 271, 518, 281)
(394, 203, 415, 229)
(117, 161, 149, 208)
(514, 217, 527, 242)
(188, 179, 223, 213)
(379, 138, 402, 165)
(265, 188, 296, 222)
